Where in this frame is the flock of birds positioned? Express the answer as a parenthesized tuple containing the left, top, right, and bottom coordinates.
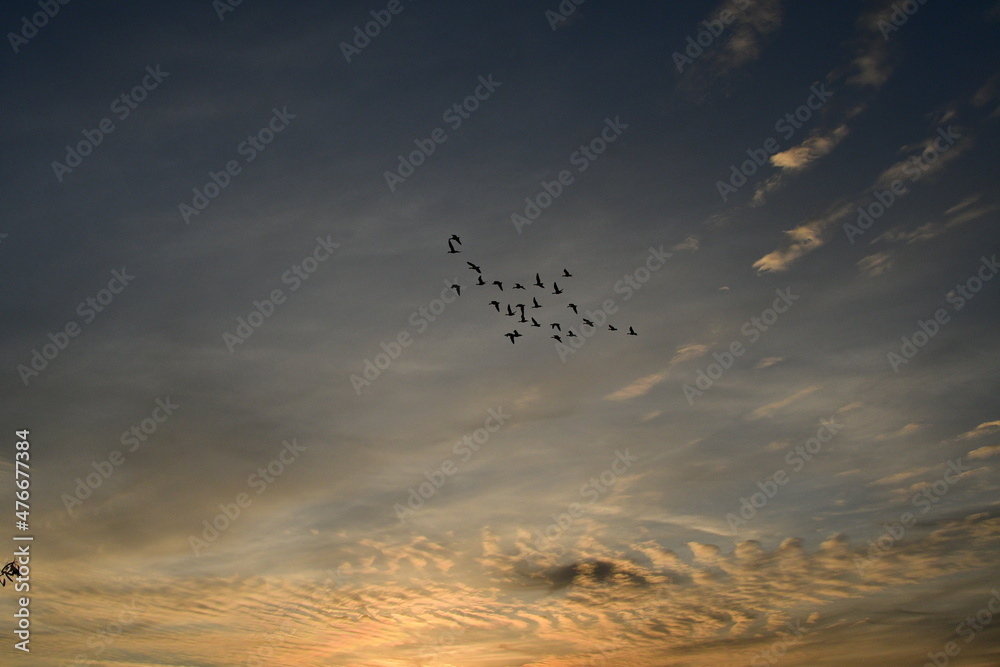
(446, 235, 636, 344)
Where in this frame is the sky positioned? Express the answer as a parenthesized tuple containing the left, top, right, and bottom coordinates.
(1, 0, 999, 665)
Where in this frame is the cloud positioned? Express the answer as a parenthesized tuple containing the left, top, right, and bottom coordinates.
(669, 343, 710, 365)
(746, 385, 821, 420)
(754, 356, 784, 369)
(857, 251, 895, 277)
(873, 422, 925, 441)
(771, 124, 851, 170)
(968, 444, 1000, 460)
(605, 372, 668, 401)
(956, 420, 1000, 441)
(671, 235, 700, 252)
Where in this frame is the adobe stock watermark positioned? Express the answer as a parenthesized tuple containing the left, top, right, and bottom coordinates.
(751, 618, 810, 667)
(340, 0, 417, 63)
(51, 65, 170, 182)
(531, 448, 638, 551)
(393, 407, 510, 524)
(213, 0, 244, 21)
(7, 0, 72, 54)
(189, 438, 307, 555)
(61, 397, 180, 516)
(544, 0, 584, 30)
(887, 254, 997, 372)
(349, 278, 460, 394)
(179, 106, 296, 224)
(843, 125, 960, 243)
(682, 287, 800, 405)
(383, 73, 501, 192)
(923, 589, 1000, 667)
(511, 116, 628, 233)
(716, 82, 832, 202)
(726, 417, 842, 534)
(222, 235, 339, 353)
(554, 244, 671, 362)
(878, 0, 930, 41)
(672, 0, 752, 73)
(16, 267, 135, 386)
(853, 457, 972, 575)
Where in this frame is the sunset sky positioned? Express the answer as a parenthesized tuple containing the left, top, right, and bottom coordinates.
(1, 0, 999, 665)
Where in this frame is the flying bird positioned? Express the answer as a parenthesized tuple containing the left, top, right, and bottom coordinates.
(447, 238, 460, 253)
(513, 283, 526, 290)
(552, 282, 563, 295)
(476, 275, 486, 285)
(504, 330, 522, 344)
(582, 318, 594, 327)
(627, 326, 637, 336)
(567, 304, 578, 314)
(531, 318, 540, 327)
(550, 323, 561, 331)
(489, 300, 500, 312)
(566, 330, 578, 338)
(562, 269, 572, 277)
(493, 281, 503, 291)
(532, 297, 541, 309)
(608, 324, 618, 331)
(450, 284, 462, 296)
(551, 335, 562, 342)
(506, 304, 515, 316)
(450, 235, 461, 245)
(467, 262, 481, 273)
(534, 273, 544, 288)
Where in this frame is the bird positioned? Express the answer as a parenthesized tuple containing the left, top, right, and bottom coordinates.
(447, 238, 460, 253)
(534, 273, 544, 288)
(513, 283, 526, 290)
(476, 276, 485, 286)
(582, 318, 594, 327)
(531, 317, 540, 327)
(567, 330, 577, 338)
(493, 281, 503, 291)
(532, 297, 541, 309)
(567, 304, 578, 314)
(551, 335, 562, 342)
(562, 269, 572, 277)
(467, 261, 481, 273)
(505, 304, 515, 316)
(552, 282, 563, 295)
(450, 235, 462, 245)
(627, 326, 637, 336)
(489, 300, 500, 312)
(608, 324, 618, 331)
(451, 284, 462, 296)
(504, 330, 521, 344)
(550, 323, 561, 331)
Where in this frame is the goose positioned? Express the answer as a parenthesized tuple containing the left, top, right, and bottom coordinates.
(550, 323, 561, 331)
(562, 269, 572, 277)
(489, 300, 500, 312)
(467, 261, 481, 273)
(447, 239, 460, 253)
(513, 283, 526, 290)
(582, 318, 594, 327)
(608, 324, 617, 331)
(476, 276, 485, 285)
(534, 273, 544, 288)
(451, 284, 462, 296)
(551, 335, 562, 342)
(567, 304, 578, 314)
(532, 297, 542, 309)
(492, 281, 503, 291)
(552, 282, 563, 295)
(504, 330, 522, 344)
(530, 318, 540, 327)
(627, 327, 637, 336)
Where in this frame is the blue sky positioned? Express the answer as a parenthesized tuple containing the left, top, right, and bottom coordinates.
(1, 0, 999, 664)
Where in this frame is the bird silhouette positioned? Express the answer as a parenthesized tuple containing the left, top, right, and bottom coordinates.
(447, 239, 460, 253)
(450, 235, 462, 245)
(551, 335, 562, 342)
(567, 330, 577, 338)
(562, 269, 572, 277)
(505, 304, 515, 316)
(534, 273, 544, 288)
(467, 261, 481, 273)
(451, 284, 462, 296)
(476, 276, 486, 285)
(608, 324, 618, 331)
(532, 297, 541, 309)
(552, 282, 563, 295)
(582, 318, 594, 327)
(550, 323, 561, 331)
(531, 317, 540, 327)
(489, 300, 500, 312)
(493, 281, 503, 291)
(627, 326, 637, 336)
(567, 304, 578, 314)
(513, 283, 526, 290)
(504, 330, 522, 344)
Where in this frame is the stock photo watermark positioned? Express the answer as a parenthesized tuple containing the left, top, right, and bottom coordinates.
(511, 116, 629, 233)
(340, 0, 417, 63)
(672, 0, 752, 73)
(179, 106, 296, 224)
